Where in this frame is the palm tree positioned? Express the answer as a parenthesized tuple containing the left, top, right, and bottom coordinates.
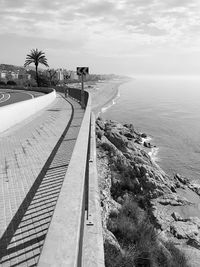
(24, 48, 49, 87)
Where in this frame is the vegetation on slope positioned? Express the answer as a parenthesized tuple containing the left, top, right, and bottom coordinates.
(96, 118, 190, 267)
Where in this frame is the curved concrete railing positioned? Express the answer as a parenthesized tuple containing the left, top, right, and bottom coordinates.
(38, 90, 105, 266)
(0, 88, 56, 134)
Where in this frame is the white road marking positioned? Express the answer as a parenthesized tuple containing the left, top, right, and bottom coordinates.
(0, 94, 4, 101)
(0, 94, 10, 103)
(0, 91, 35, 106)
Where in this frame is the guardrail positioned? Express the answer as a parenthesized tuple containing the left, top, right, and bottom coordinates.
(38, 90, 104, 266)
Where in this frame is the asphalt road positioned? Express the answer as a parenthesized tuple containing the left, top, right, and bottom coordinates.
(0, 90, 44, 107)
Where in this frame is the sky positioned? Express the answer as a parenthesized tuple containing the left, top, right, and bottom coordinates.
(0, 0, 200, 76)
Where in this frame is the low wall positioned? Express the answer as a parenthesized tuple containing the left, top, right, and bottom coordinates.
(82, 112, 105, 266)
(0, 88, 56, 134)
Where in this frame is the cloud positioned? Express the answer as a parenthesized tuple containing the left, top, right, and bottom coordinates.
(1, 0, 200, 71)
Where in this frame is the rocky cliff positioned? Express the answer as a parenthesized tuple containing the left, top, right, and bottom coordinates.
(96, 117, 200, 267)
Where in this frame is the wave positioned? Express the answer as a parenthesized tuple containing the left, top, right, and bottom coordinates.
(141, 136, 152, 143)
(101, 91, 120, 114)
(148, 147, 159, 162)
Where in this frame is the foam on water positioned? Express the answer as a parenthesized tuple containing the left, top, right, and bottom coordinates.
(101, 91, 120, 114)
(148, 147, 159, 162)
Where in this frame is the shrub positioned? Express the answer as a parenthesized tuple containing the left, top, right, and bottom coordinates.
(101, 142, 115, 155)
(106, 198, 190, 267)
(165, 241, 190, 267)
(0, 81, 6, 85)
(7, 80, 17, 85)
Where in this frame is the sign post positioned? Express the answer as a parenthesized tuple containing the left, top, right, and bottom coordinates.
(77, 67, 89, 109)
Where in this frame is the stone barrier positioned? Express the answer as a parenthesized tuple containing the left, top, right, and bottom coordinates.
(0, 88, 56, 133)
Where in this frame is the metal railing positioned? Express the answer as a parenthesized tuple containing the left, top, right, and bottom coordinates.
(38, 88, 104, 266)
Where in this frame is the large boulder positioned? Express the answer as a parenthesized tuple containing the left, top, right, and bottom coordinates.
(170, 221, 199, 239)
(143, 141, 152, 148)
(96, 117, 105, 130)
(174, 173, 189, 185)
(187, 236, 200, 249)
(105, 129, 128, 152)
(171, 212, 184, 221)
(141, 133, 147, 138)
(189, 183, 200, 196)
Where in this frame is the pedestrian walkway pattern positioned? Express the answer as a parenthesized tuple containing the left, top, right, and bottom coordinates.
(0, 94, 84, 266)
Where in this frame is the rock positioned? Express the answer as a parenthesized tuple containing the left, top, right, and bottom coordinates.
(96, 118, 200, 257)
(96, 125, 104, 140)
(143, 141, 152, 148)
(171, 212, 184, 221)
(170, 221, 199, 239)
(174, 173, 189, 185)
(105, 129, 128, 152)
(187, 217, 200, 228)
(96, 117, 105, 130)
(170, 185, 176, 193)
(189, 183, 200, 196)
(187, 236, 200, 249)
(140, 165, 148, 176)
(141, 133, 147, 138)
(133, 156, 148, 165)
(134, 137, 143, 144)
(124, 132, 134, 139)
(158, 199, 180, 206)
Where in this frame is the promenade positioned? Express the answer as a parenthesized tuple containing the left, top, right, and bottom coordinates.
(0, 93, 84, 266)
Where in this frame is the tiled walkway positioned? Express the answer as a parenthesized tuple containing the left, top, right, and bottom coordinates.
(0, 94, 84, 266)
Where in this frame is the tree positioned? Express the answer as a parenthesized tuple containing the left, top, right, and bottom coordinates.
(7, 80, 17, 86)
(24, 48, 49, 87)
(46, 69, 59, 86)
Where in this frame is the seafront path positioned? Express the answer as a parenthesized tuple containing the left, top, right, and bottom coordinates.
(0, 93, 85, 266)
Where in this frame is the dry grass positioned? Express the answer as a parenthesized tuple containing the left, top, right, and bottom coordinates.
(105, 198, 190, 267)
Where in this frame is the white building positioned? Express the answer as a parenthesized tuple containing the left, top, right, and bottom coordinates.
(0, 71, 7, 79)
(56, 68, 64, 81)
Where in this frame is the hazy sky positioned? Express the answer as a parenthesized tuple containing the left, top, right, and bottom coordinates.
(0, 0, 200, 75)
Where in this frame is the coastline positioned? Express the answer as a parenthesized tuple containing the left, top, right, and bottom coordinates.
(96, 118, 200, 266)
(89, 78, 160, 164)
(86, 79, 129, 116)
(91, 80, 200, 266)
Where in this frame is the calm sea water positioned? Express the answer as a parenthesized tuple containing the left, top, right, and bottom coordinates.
(101, 75, 200, 182)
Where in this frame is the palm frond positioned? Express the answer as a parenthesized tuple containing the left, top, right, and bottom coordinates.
(24, 48, 49, 68)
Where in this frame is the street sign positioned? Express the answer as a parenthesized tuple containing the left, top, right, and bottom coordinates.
(77, 67, 89, 76)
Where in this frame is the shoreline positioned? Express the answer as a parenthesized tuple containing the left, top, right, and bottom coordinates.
(86, 79, 130, 116)
(96, 118, 200, 266)
(89, 78, 160, 165)
(91, 80, 200, 265)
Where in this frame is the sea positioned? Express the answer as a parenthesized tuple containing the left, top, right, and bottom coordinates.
(101, 75, 200, 183)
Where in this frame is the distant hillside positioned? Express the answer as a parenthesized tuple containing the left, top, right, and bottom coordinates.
(0, 64, 43, 72)
(0, 64, 25, 72)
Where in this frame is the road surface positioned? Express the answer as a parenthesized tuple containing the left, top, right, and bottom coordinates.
(0, 90, 44, 107)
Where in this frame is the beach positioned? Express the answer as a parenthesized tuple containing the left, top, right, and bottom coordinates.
(86, 79, 127, 116)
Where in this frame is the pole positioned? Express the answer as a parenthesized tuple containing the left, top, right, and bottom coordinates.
(81, 73, 85, 109)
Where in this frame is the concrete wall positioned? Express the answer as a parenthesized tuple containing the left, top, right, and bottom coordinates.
(0, 88, 56, 134)
(82, 112, 105, 267)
